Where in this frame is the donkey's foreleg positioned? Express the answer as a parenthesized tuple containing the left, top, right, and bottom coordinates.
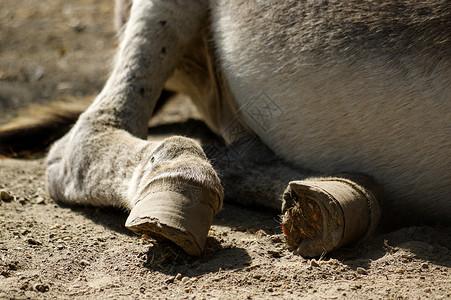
(46, 0, 221, 256)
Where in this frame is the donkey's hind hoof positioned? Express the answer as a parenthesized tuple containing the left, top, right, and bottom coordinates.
(126, 186, 222, 256)
(281, 174, 382, 258)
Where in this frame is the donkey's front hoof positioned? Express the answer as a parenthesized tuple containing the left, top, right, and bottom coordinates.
(281, 175, 382, 257)
(126, 186, 222, 256)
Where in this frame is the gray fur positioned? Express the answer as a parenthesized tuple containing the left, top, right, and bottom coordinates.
(46, 0, 450, 226)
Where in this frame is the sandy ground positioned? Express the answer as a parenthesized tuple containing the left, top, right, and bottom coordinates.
(0, 0, 450, 299)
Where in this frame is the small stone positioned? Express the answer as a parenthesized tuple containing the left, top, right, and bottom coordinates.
(50, 224, 62, 229)
(310, 260, 320, 268)
(69, 20, 86, 33)
(268, 250, 283, 258)
(255, 229, 267, 237)
(27, 239, 42, 246)
(0, 190, 13, 202)
(424, 288, 431, 293)
(181, 277, 190, 284)
(175, 273, 183, 280)
(20, 282, 30, 290)
(34, 283, 49, 293)
(34, 196, 45, 205)
(80, 260, 90, 266)
(1, 270, 10, 277)
(269, 235, 284, 244)
(165, 276, 175, 284)
(356, 267, 368, 275)
(17, 197, 28, 205)
(8, 262, 18, 271)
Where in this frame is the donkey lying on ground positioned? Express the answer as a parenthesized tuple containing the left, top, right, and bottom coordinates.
(6, 0, 451, 257)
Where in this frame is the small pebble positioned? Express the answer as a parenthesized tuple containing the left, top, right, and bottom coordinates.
(165, 276, 175, 284)
(7, 262, 17, 271)
(50, 224, 62, 230)
(34, 284, 49, 293)
(268, 250, 282, 258)
(34, 196, 45, 205)
(310, 260, 320, 268)
(181, 277, 190, 284)
(19, 282, 29, 290)
(0, 190, 13, 202)
(356, 267, 368, 275)
(80, 260, 90, 266)
(17, 197, 28, 205)
(27, 239, 42, 246)
(176, 273, 183, 280)
(269, 235, 284, 244)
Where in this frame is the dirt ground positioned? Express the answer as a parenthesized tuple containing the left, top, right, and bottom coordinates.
(1, 0, 450, 299)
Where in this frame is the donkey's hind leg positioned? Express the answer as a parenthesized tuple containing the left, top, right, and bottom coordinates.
(209, 136, 383, 257)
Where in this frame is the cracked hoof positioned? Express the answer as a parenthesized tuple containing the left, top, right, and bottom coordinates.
(125, 184, 222, 256)
(281, 174, 382, 257)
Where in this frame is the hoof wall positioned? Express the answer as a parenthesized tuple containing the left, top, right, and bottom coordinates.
(126, 187, 221, 256)
(281, 175, 381, 257)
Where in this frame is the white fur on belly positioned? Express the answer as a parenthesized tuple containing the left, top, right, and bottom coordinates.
(211, 4, 451, 221)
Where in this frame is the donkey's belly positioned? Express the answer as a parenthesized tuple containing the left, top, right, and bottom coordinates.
(211, 1, 451, 223)
(229, 67, 450, 223)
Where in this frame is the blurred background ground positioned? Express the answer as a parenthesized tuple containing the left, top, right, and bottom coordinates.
(0, 0, 115, 123)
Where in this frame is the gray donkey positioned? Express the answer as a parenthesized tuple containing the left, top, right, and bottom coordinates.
(3, 0, 450, 257)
